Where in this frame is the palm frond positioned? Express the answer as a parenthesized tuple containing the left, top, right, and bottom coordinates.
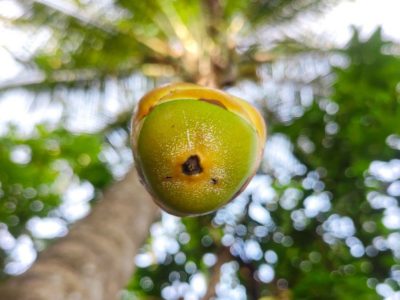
(246, 0, 338, 26)
(1, 0, 342, 108)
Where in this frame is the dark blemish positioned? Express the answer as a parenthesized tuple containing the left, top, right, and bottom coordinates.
(199, 98, 227, 110)
(182, 155, 203, 175)
(165, 176, 173, 180)
(211, 178, 218, 185)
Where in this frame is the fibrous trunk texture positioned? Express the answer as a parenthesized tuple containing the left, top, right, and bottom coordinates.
(0, 168, 159, 300)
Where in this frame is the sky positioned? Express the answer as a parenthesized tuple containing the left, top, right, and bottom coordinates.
(310, 0, 400, 44)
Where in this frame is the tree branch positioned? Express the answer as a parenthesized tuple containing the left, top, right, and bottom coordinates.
(201, 247, 232, 300)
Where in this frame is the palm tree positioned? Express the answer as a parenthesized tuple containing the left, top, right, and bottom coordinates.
(1, 0, 375, 299)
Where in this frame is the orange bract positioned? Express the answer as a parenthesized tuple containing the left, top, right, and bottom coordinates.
(132, 83, 266, 153)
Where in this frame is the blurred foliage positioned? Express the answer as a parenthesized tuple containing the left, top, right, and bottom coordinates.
(0, 125, 112, 278)
(1, 0, 399, 299)
(272, 29, 400, 298)
(126, 31, 400, 299)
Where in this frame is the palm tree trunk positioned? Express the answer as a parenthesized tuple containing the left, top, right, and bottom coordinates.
(0, 168, 160, 300)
